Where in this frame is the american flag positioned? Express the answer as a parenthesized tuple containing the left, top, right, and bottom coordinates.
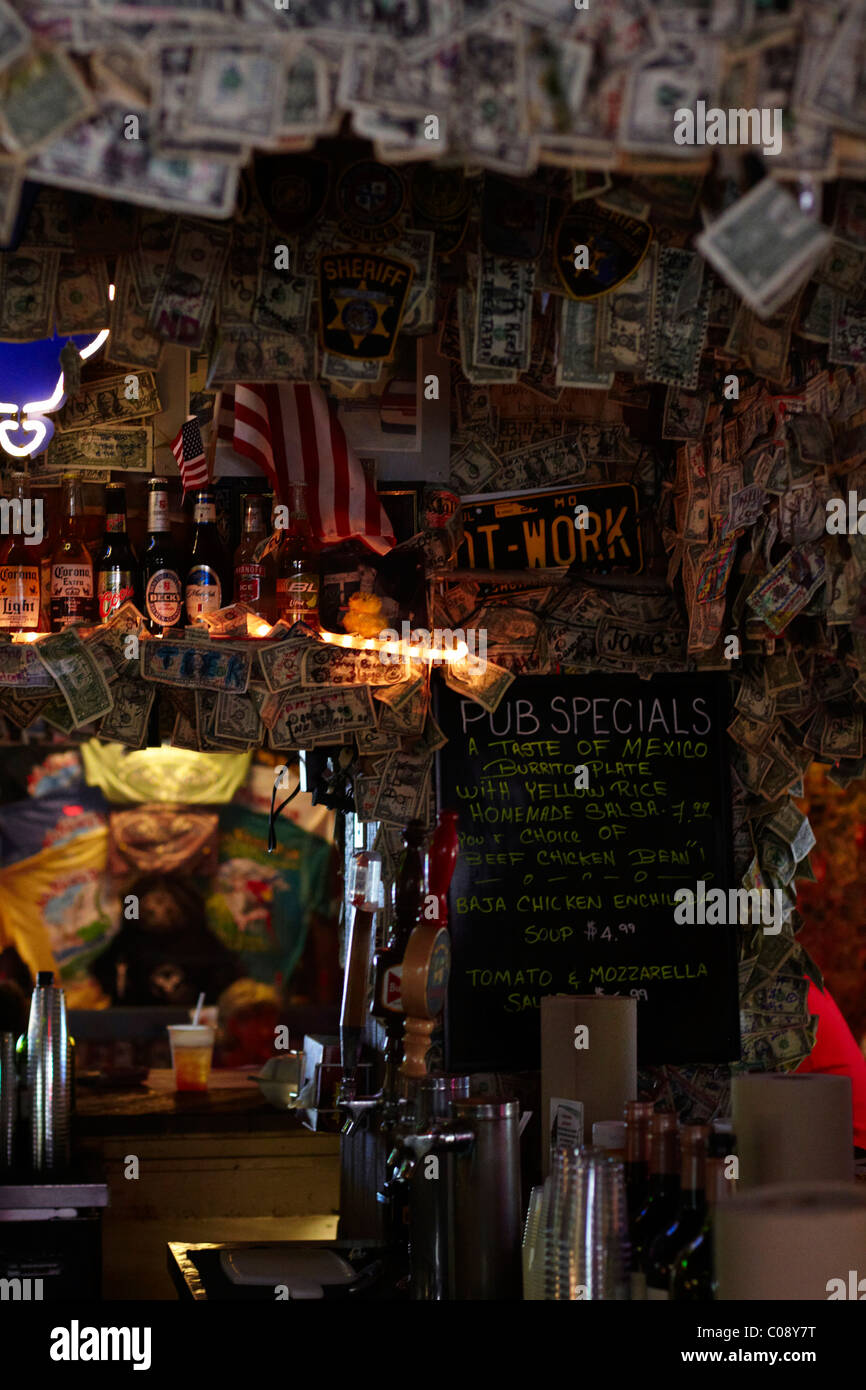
(171, 417, 209, 493)
(217, 383, 395, 554)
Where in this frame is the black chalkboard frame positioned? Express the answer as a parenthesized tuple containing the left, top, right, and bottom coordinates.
(434, 671, 740, 1072)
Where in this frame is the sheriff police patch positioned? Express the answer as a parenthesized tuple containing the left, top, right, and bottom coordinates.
(555, 200, 652, 301)
(318, 252, 414, 361)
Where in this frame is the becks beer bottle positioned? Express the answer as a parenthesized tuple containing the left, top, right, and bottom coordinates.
(185, 487, 227, 626)
(96, 482, 139, 623)
(142, 478, 183, 633)
(0, 472, 42, 633)
(50, 474, 95, 630)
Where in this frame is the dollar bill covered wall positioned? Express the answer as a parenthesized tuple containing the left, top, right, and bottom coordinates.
(1, 1, 865, 1116)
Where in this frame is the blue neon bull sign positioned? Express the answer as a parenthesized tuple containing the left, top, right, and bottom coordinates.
(0, 322, 108, 459)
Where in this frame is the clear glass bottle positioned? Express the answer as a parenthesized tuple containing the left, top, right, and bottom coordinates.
(50, 473, 95, 629)
(0, 472, 41, 633)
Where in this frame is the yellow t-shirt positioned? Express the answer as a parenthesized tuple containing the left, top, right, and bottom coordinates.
(0, 828, 117, 994)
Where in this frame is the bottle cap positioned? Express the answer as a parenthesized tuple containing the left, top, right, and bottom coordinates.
(36, 971, 54, 986)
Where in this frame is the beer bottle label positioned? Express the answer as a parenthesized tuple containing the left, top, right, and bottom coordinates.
(193, 501, 217, 525)
(276, 573, 318, 615)
(106, 514, 126, 534)
(97, 571, 135, 621)
(146, 569, 183, 626)
(51, 562, 93, 622)
(147, 492, 170, 532)
(185, 564, 222, 620)
(0, 565, 39, 629)
(235, 563, 263, 604)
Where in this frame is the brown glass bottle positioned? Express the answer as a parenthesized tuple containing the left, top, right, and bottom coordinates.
(50, 474, 95, 629)
(96, 483, 139, 622)
(233, 494, 276, 623)
(142, 478, 183, 633)
(184, 488, 228, 626)
(0, 473, 42, 633)
(629, 1112, 679, 1299)
(275, 482, 319, 628)
(624, 1100, 654, 1227)
(645, 1124, 710, 1300)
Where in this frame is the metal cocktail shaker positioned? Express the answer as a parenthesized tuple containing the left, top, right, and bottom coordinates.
(26, 972, 71, 1172)
(453, 1096, 522, 1300)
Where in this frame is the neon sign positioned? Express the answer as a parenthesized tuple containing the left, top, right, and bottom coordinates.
(0, 298, 111, 459)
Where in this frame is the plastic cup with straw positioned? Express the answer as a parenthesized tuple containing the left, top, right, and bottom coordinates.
(167, 993, 214, 1092)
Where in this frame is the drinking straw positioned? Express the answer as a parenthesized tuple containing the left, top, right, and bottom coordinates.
(192, 992, 205, 1026)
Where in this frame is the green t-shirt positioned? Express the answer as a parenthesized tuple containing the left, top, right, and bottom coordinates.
(207, 804, 336, 989)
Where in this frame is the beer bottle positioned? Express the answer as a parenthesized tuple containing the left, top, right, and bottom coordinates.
(275, 482, 319, 627)
(50, 473, 95, 630)
(670, 1129, 737, 1301)
(233, 493, 276, 623)
(184, 487, 227, 626)
(142, 477, 183, 633)
(629, 1112, 679, 1299)
(624, 1100, 654, 1227)
(96, 482, 139, 623)
(0, 472, 42, 633)
(645, 1125, 710, 1300)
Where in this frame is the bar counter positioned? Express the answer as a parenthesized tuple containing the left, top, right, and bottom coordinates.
(74, 1070, 340, 1300)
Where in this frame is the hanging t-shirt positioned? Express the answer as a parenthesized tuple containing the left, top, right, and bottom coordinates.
(0, 788, 109, 867)
(0, 827, 116, 986)
(207, 801, 337, 989)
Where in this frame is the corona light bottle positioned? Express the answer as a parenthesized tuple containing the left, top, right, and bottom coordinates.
(0, 472, 42, 633)
(142, 478, 183, 633)
(184, 487, 227, 626)
(275, 482, 319, 628)
(96, 483, 139, 622)
(50, 474, 95, 629)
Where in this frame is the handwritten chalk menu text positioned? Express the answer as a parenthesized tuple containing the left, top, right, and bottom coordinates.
(436, 675, 739, 1070)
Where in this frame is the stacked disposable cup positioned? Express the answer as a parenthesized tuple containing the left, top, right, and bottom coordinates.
(522, 1183, 546, 1299)
(542, 1146, 630, 1300)
(0, 1031, 16, 1171)
(26, 973, 71, 1173)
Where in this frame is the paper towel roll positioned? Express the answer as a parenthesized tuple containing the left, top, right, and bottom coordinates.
(732, 1074, 853, 1188)
(715, 1183, 866, 1300)
(541, 995, 637, 1175)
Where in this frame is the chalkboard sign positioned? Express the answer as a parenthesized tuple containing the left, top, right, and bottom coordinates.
(436, 674, 739, 1071)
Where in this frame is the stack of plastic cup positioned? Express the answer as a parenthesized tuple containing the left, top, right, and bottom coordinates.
(26, 973, 71, 1173)
(543, 1146, 630, 1300)
(522, 1183, 546, 1299)
(0, 1032, 17, 1171)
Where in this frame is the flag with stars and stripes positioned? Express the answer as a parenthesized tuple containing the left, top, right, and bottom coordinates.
(171, 417, 208, 494)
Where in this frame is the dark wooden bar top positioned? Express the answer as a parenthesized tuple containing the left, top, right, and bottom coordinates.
(75, 1069, 329, 1138)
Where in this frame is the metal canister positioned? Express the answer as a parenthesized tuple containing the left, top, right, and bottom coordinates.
(26, 973, 71, 1172)
(453, 1096, 522, 1300)
(408, 1074, 471, 1301)
(0, 1032, 16, 1171)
